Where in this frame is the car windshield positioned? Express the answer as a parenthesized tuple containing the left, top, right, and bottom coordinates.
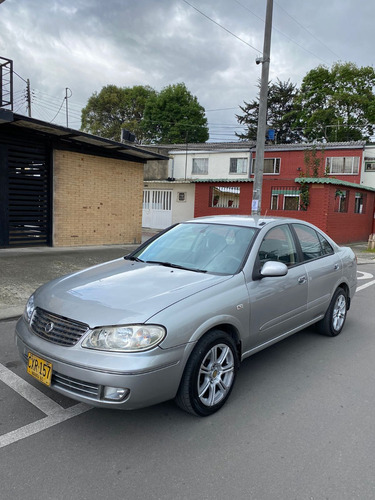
(130, 223, 257, 274)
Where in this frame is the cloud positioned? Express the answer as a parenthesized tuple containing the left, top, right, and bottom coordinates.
(1, 0, 374, 140)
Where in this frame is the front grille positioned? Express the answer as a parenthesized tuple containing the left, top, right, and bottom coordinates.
(52, 372, 100, 399)
(31, 308, 89, 346)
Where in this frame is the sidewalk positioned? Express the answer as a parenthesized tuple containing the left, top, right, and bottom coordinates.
(0, 238, 374, 321)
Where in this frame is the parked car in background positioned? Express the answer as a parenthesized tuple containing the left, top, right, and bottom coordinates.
(16, 216, 357, 416)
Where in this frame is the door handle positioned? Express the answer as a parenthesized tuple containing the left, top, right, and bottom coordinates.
(298, 276, 307, 284)
(334, 264, 340, 270)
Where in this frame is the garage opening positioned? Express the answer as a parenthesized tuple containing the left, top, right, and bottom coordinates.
(0, 135, 51, 247)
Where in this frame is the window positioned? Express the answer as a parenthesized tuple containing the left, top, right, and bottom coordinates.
(192, 158, 208, 175)
(317, 233, 334, 255)
(365, 161, 375, 172)
(284, 195, 299, 211)
(334, 190, 348, 213)
(229, 158, 248, 174)
(354, 192, 366, 214)
(271, 194, 278, 210)
(270, 187, 300, 211)
(177, 192, 186, 202)
(258, 225, 297, 267)
(210, 186, 240, 208)
(326, 157, 359, 174)
(293, 224, 326, 261)
(251, 158, 280, 174)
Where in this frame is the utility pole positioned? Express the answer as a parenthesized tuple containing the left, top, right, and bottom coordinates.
(26, 79, 31, 117)
(65, 87, 72, 127)
(251, 0, 273, 215)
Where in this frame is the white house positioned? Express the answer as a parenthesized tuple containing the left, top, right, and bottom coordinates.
(361, 144, 375, 188)
(142, 142, 254, 229)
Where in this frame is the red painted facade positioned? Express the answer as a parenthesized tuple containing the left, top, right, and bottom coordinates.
(193, 145, 375, 244)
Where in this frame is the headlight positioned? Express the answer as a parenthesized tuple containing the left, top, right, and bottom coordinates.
(24, 295, 35, 323)
(81, 325, 166, 352)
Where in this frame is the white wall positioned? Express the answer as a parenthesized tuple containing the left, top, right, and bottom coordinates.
(143, 181, 195, 225)
(361, 145, 375, 189)
(169, 149, 252, 180)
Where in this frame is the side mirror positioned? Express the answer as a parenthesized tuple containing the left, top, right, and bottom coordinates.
(260, 261, 288, 278)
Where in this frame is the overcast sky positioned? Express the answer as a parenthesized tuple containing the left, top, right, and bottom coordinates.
(0, 0, 373, 142)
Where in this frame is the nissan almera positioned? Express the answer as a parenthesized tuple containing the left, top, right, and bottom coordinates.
(16, 216, 357, 416)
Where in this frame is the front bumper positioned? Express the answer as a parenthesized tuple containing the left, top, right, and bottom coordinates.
(15, 317, 192, 410)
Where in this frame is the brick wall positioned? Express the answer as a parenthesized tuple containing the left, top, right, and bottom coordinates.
(194, 180, 374, 244)
(194, 183, 253, 218)
(325, 186, 375, 243)
(266, 183, 374, 243)
(253, 148, 363, 183)
(53, 150, 144, 246)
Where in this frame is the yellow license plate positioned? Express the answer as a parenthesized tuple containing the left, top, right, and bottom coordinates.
(27, 352, 53, 386)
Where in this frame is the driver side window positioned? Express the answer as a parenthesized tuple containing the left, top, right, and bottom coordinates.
(258, 225, 297, 267)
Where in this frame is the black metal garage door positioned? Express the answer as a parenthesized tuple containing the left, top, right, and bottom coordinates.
(0, 135, 51, 247)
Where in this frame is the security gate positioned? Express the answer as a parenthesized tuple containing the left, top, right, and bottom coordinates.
(0, 135, 51, 247)
(142, 189, 172, 229)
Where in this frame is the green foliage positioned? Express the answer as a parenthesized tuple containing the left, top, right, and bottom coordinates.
(81, 85, 156, 142)
(236, 79, 303, 143)
(303, 145, 327, 178)
(141, 83, 209, 144)
(298, 146, 327, 210)
(81, 82, 209, 144)
(294, 62, 375, 141)
(237, 62, 375, 144)
(299, 181, 310, 211)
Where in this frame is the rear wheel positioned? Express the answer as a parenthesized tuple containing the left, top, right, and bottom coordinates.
(317, 287, 348, 336)
(175, 330, 239, 416)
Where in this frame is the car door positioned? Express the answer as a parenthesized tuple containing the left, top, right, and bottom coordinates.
(292, 223, 342, 321)
(244, 224, 309, 353)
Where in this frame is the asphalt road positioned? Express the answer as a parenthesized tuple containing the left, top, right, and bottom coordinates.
(1, 265, 375, 500)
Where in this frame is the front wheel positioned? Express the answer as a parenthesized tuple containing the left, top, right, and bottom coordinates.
(317, 287, 348, 337)
(175, 330, 239, 416)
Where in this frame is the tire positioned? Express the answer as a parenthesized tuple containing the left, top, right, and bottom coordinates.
(317, 287, 348, 337)
(175, 330, 239, 417)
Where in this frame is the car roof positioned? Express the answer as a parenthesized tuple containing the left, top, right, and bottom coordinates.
(186, 215, 303, 229)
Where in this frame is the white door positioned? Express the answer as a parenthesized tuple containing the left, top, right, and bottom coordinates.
(142, 189, 172, 229)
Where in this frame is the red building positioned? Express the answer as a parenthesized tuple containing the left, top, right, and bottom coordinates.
(193, 142, 375, 244)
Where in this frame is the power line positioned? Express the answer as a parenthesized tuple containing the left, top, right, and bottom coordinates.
(181, 0, 262, 53)
(49, 97, 66, 123)
(233, 0, 331, 65)
(274, 1, 342, 60)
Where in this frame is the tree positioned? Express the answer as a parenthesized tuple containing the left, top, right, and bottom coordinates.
(81, 85, 156, 142)
(293, 62, 375, 142)
(236, 79, 303, 143)
(141, 83, 209, 144)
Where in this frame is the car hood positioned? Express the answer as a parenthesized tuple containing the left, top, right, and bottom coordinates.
(34, 258, 230, 327)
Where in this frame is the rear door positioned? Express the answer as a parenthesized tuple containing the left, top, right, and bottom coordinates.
(292, 223, 341, 321)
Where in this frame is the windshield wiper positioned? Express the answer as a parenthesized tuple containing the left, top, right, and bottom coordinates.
(145, 260, 207, 273)
(124, 255, 144, 262)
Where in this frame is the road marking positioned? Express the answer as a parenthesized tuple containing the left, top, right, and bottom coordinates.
(0, 402, 91, 449)
(357, 271, 374, 280)
(357, 279, 375, 292)
(0, 362, 62, 414)
(356, 280, 375, 292)
(0, 362, 91, 449)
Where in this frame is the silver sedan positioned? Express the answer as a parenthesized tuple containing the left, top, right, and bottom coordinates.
(16, 216, 357, 416)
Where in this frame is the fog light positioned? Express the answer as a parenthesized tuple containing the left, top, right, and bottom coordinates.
(103, 386, 130, 401)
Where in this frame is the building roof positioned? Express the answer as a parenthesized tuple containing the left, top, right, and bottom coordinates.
(0, 109, 168, 162)
(144, 142, 256, 153)
(295, 177, 375, 192)
(192, 178, 253, 183)
(143, 140, 365, 155)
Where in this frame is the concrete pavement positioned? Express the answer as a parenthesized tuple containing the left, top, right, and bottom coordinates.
(0, 237, 374, 321)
